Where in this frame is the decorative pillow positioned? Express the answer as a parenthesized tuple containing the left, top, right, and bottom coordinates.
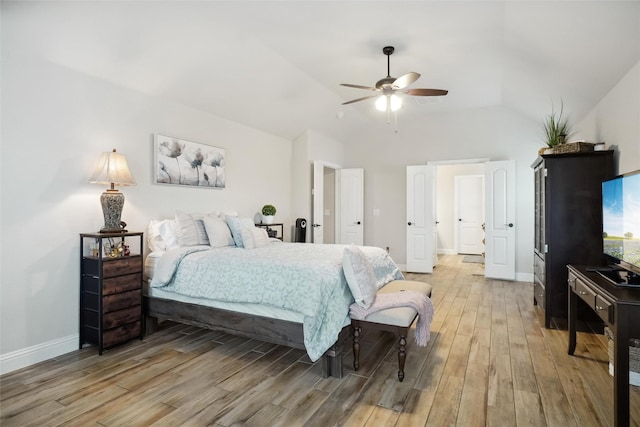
(241, 227, 270, 249)
(175, 211, 212, 246)
(252, 227, 270, 248)
(202, 216, 235, 248)
(147, 219, 180, 251)
(226, 216, 255, 248)
(342, 245, 378, 309)
(159, 219, 180, 250)
(147, 220, 167, 252)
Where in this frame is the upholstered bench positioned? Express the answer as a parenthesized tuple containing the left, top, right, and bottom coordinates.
(351, 279, 433, 382)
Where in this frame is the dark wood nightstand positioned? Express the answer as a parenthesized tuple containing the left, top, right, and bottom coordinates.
(80, 231, 144, 354)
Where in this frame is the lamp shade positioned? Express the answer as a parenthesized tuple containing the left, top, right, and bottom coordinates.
(89, 149, 135, 233)
(89, 149, 136, 187)
(375, 94, 402, 112)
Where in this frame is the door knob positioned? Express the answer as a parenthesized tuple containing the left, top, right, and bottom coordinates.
(506, 223, 514, 228)
(356, 221, 361, 225)
(458, 218, 462, 222)
(408, 222, 412, 226)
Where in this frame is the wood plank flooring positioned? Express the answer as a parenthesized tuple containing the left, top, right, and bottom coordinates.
(2, 255, 640, 426)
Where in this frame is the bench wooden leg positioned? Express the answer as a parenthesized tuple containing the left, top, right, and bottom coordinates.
(352, 321, 361, 371)
(398, 330, 407, 382)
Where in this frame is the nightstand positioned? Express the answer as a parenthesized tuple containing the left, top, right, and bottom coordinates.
(80, 231, 144, 354)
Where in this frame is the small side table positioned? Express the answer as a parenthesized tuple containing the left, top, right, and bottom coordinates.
(256, 222, 283, 241)
(79, 231, 144, 354)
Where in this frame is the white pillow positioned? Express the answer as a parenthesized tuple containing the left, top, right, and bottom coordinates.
(159, 219, 179, 250)
(226, 216, 255, 248)
(343, 245, 377, 309)
(202, 216, 235, 248)
(241, 227, 270, 249)
(147, 219, 180, 251)
(147, 220, 167, 252)
(252, 228, 270, 248)
(175, 211, 213, 246)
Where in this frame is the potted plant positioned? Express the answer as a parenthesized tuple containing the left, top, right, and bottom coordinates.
(542, 100, 572, 153)
(261, 204, 276, 224)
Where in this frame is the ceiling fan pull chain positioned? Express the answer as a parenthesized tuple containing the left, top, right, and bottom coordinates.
(386, 98, 391, 124)
(394, 110, 399, 133)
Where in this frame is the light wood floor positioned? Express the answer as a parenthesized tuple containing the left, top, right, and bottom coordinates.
(2, 255, 640, 426)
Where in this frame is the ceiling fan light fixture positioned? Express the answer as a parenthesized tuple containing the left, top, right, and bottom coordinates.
(375, 94, 402, 112)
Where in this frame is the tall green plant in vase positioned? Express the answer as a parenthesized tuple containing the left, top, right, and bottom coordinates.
(543, 100, 572, 151)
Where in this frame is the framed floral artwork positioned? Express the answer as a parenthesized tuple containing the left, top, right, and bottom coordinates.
(154, 134, 226, 188)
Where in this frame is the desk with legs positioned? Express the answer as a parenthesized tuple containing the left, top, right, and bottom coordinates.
(568, 265, 640, 427)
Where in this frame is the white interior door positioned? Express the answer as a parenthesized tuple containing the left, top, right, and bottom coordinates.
(339, 168, 364, 245)
(406, 165, 435, 273)
(312, 160, 325, 243)
(484, 160, 516, 280)
(455, 174, 485, 255)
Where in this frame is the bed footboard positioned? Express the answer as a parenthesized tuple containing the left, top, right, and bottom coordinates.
(144, 295, 346, 378)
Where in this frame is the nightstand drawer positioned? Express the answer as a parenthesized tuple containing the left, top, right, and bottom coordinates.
(103, 321, 141, 348)
(103, 273, 141, 295)
(103, 256, 141, 278)
(103, 290, 141, 313)
(103, 306, 141, 329)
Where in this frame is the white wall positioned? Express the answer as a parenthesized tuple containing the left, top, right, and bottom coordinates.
(343, 106, 541, 279)
(577, 60, 640, 175)
(0, 54, 292, 372)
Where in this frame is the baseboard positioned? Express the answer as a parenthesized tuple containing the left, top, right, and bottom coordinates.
(0, 333, 79, 375)
(516, 272, 534, 283)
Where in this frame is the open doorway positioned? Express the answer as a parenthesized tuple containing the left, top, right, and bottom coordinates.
(312, 161, 364, 245)
(431, 160, 488, 257)
(426, 158, 516, 280)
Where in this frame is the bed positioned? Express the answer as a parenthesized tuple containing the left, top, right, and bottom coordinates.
(143, 213, 404, 378)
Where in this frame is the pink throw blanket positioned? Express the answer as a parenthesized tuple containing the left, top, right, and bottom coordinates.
(349, 290, 434, 346)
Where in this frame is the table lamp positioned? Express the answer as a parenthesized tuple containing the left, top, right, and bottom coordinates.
(88, 149, 136, 233)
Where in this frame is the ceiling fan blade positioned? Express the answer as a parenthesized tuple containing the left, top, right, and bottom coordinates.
(403, 88, 449, 96)
(342, 94, 379, 105)
(393, 72, 420, 89)
(340, 83, 379, 91)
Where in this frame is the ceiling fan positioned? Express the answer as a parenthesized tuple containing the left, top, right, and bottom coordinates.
(340, 46, 448, 111)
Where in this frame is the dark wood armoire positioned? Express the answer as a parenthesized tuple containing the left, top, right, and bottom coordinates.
(532, 150, 615, 328)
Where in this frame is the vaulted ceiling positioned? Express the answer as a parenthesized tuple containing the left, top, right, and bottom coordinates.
(7, 1, 640, 141)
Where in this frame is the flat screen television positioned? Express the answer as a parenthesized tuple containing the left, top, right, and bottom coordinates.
(600, 169, 640, 285)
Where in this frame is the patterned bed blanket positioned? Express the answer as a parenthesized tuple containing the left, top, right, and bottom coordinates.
(150, 242, 404, 361)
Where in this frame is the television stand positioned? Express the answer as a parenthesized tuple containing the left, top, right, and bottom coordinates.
(568, 265, 640, 426)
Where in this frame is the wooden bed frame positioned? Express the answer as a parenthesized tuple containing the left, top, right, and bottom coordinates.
(143, 295, 348, 378)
